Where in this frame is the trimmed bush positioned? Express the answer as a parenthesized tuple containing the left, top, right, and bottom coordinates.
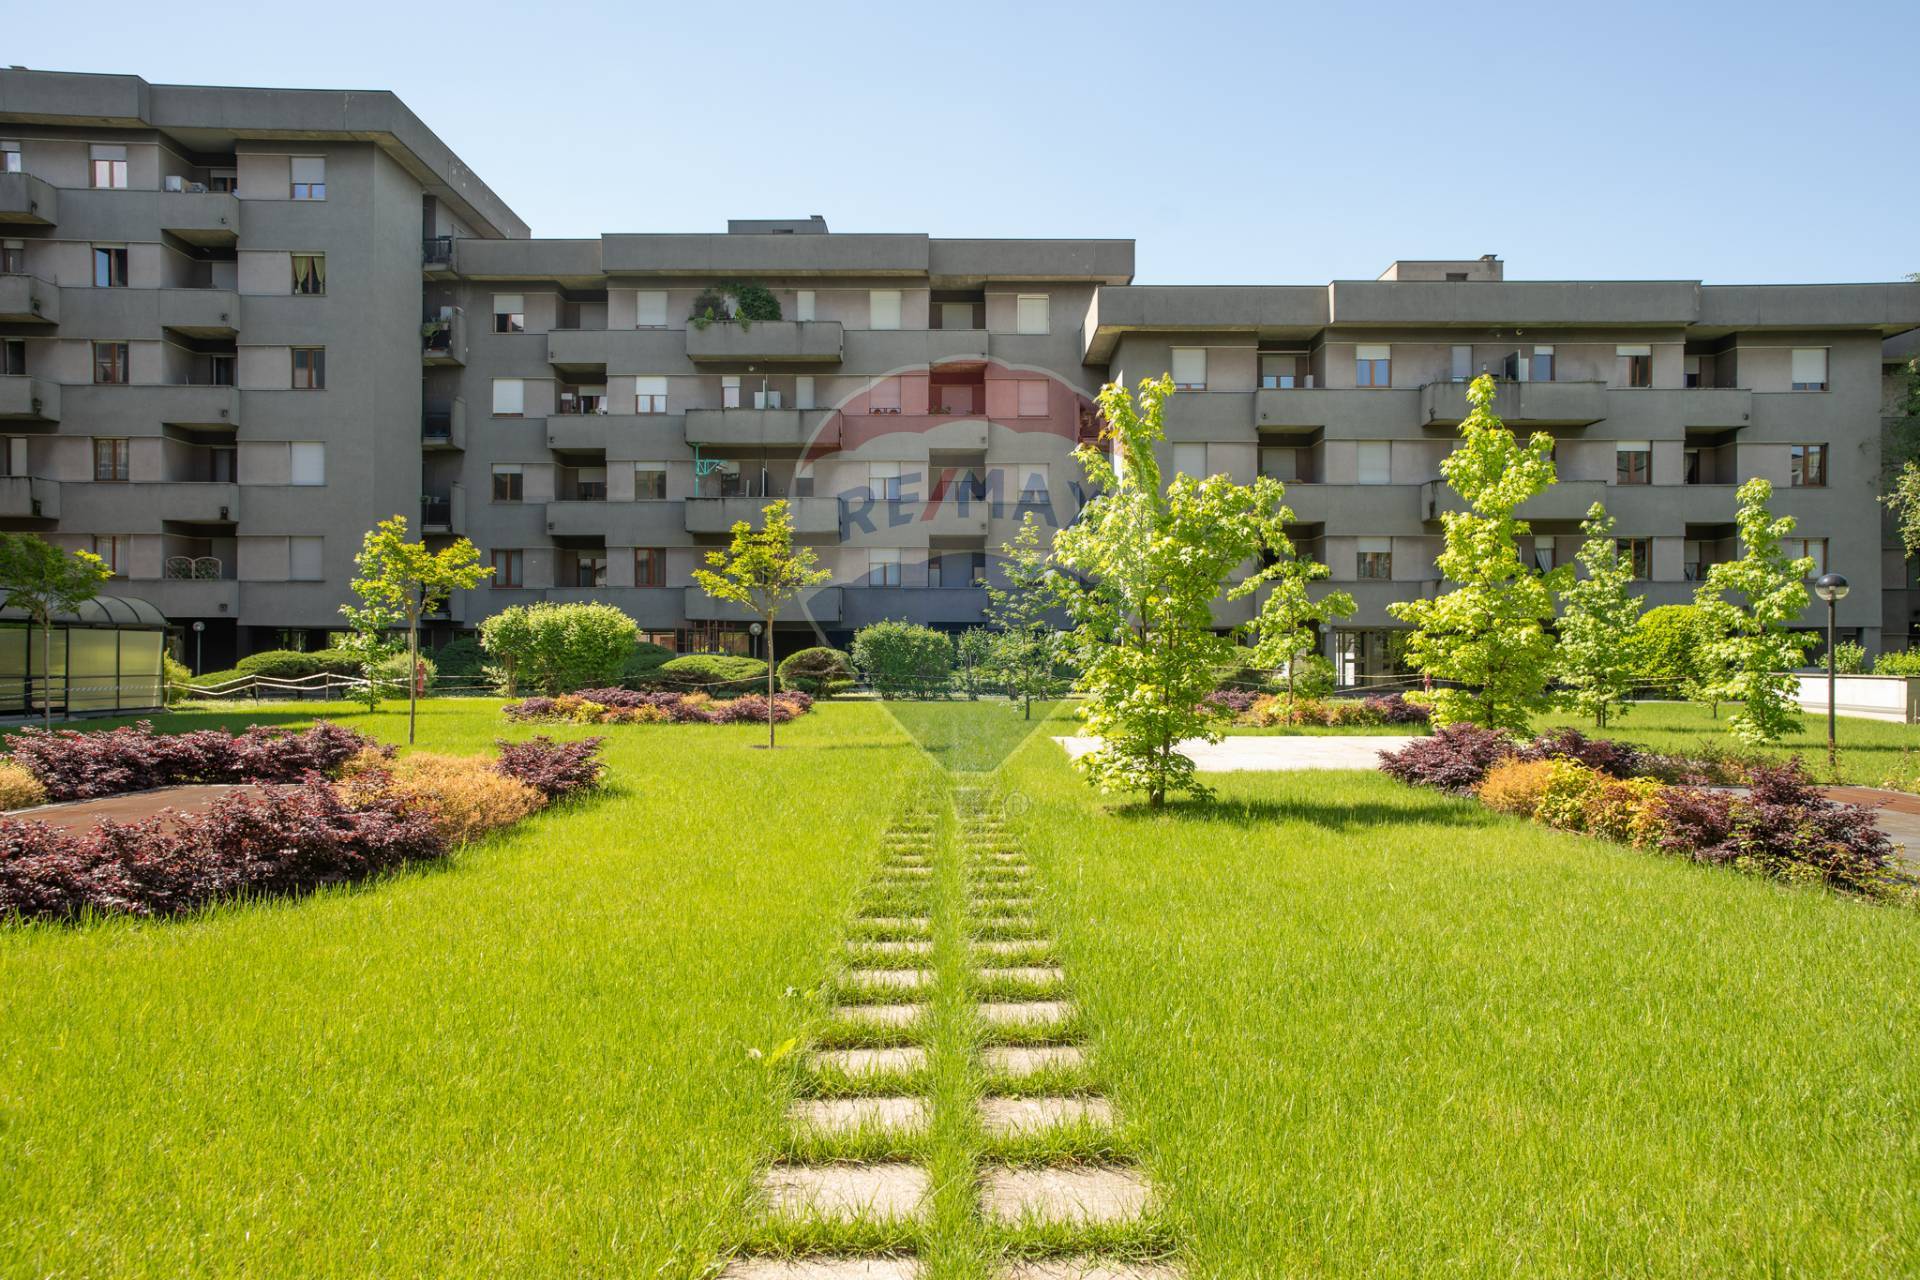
(493, 736, 605, 800)
(0, 762, 47, 811)
(624, 641, 675, 681)
(657, 654, 767, 695)
(1519, 727, 1647, 780)
(378, 751, 545, 846)
(5, 720, 381, 801)
(1378, 725, 1516, 793)
(851, 620, 954, 697)
(234, 648, 365, 679)
(1476, 758, 1558, 818)
(432, 636, 489, 689)
(369, 651, 437, 691)
(479, 602, 639, 694)
(777, 646, 854, 695)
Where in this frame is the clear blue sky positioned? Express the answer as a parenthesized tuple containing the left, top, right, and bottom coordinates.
(12, 0, 1916, 284)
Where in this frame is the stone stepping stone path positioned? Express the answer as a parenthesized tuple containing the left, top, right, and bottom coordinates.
(721, 786, 1179, 1277)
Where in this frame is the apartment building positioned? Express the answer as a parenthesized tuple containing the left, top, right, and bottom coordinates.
(4, 68, 1918, 678)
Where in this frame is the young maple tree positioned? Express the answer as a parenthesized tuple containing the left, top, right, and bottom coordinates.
(1247, 537, 1355, 707)
(0, 533, 111, 727)
(1693, 477, 1815, 743)
(983, 510, 1061, 720)
(1554, 502, 1644, 728)
(692, 498, 831, 748)
(1388, 374, 1568, 732)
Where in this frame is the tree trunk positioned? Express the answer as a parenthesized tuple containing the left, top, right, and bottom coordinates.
(765, 613, 777, 749)
(40, 612, 52, 729)
(406, 616, 420, 745)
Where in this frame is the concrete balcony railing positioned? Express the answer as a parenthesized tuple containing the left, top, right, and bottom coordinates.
(422, 312, 467, 366)
(141, 576, 240, 619)
(0, 375, 60, 423)
(423, 399, 466, 450)
(153, 482, 240, 523)
(1422, 477, 1610, 522)
(683, 407, 841, 449)
(544, 413, 612, 451)
(0, 476, 59, 519)
(0, 273, 59, 324)
(158, 287, 239, 337)
(158, 191, 240, 245)
(544, 499, 612, 538)
(684, 494, 840, 535)
(684, 319, 844, 364)
(1420, 379, 1610, 427)
(685, 583, 842, 624)
(1253, 387, 1421, 434)
(843, 585, 989, 628)
(0, 172, 58, 225)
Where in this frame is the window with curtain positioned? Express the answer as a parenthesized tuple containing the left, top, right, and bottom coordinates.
(291, 253, 325, 295)
(1616, 345, 1653, 388)
(290, 156, 326, 200)
(93, 438, 130, 482)
(634, 548, 666, 587)
(869, 461, 903, 502)
(1785, 538, 1827, 575)
(1355, 344, 1391, 388)
(1357, 537, 1393, 580)
(92, 535, 126, 575)
(89, 144, 127, 189)
(1615, 441, 1651, 485)
(868, 547, 901, 587)
(1791, 348, 1828, 391)
(92, 342, 129, 385)
(491, 549, 523, 587)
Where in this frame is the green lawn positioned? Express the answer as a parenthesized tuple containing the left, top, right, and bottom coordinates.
(0, 699, 935, 1278)
(1537, 699, 1920, 787)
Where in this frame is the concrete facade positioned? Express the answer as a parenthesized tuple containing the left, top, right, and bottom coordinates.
(3, 68, 1918, 673)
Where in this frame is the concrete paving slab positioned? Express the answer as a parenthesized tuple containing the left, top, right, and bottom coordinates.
(978, 967, 1066, 986)
(847, 939, 933, 957)
(761, 1163, 930, 1221)
(980, 1096, 1113, 1134)
(983, 1044, 1086, 1077)
(844, 968, 933, 992)
(810, 1046, 929, 1076)
(1055, 733, 1417, 772)
(789, 1097, 929, 1135)
(979, 1001, 1074, 1027)
(1000, 1261, 1181, 1280)
(855, 916, 932, 931)
(980, 1166, 1151, 1225)
(721, 1260, 923, 1280)
(832, 1003, 925, 1028)
(974, 939, 1055, 958)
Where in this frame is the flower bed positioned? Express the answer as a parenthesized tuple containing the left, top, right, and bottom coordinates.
(1379, 727, 1900, 899)
(502, 688, 813, 726)
(0, 727, 605, 922)
(1203, 690, 1431, 729)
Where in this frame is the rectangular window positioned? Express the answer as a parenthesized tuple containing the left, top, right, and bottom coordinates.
(491, 464, 524, 502)
(291, 253, 325, 295)
(1355, 441, 1391, 485)
(1533, 543, 1556, 574)
(1790, 443, 1828, 487)
(1529, 345, 1554, 383)
(573, 554, 608, 589)
(868, 547, 901, 587)
(1617, 537, 1652, 580)
(1172, 443, 1207, 479)
(557, 384, 607, 415)
(868, 461, 903, 502)
(1016, 380, 1049, 417)
(1, 239, 22, 274)
(869, 289, 902, 330)
(635, 375, 668, 414)
(1615, 440, 1651, 485)
(634, 547, 666, 587)
(492, 378, 525, 416)
(633, 465, 667, 500)
(795, 376, 816, 410)
(0, 142, 19, 174)
(868, 377, 902, 414)
(289, 156, 326, 200)
(1015, 294, 1050, 335)
(1791, 348, 1828, 392)
(92, 245, 127, 288)
(573, 466, 607, 501)
(2, 437, 26, 476)
(1617, 345, 1653, 388)
(795, 290, 815, 322)
(289, 536, 324, 581)
(291, 347, 325, 389)
(940, 302, 975, 331)
(491, 549, 523, 588)
(1356, 537, 1392, 580)
(1355, 344, 1391, 388)
(1683, 540, 1708, 583)
(93, 437, 130, 482)
(633, 290, 667, 328)
(493, 294, 525, 333)
(89, 144, 127, 189)
(1685, 354, 1706, 388)
(289, 442, 325, 486)
(1171, 347, 1207, 391)
(1785, 538, 1828, 575)
(721, 375, 741, 410)
(1260, 353, 1310, 390)
(92, 341, 129, 385)
(92, 535, 126, 575)
(1, 338, 22, 376)
(1450, 345, 1474, 383)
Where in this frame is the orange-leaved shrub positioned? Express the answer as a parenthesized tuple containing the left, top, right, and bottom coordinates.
(344, 748, 545, 847)
(1475, 758, 1558, 818)
(0, 761, 48, 810)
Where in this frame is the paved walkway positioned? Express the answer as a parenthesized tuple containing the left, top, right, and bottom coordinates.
(3, 784, 276, 834)
(1054, 734, 1417, 772)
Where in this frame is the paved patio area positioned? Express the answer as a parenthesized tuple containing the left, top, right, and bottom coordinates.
(1053, 734, 1417, 772)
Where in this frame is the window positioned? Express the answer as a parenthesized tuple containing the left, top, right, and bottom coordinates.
(1684, 447, 1704, 485)
(1357, 537, 1392, 580)
(869, 289, 902, 330)
(1616, 537, 1652, 580)
(868, 377, 902, 415)
(1525, 345, 1554, 382)
(1355, 344, 1391, 388)
(869, 461, 903, 502)
(1172, 443, 1207, 479)
(289, 537, 324, 581)
(631, 289, 667, 328)
(635, 376, 668, 414)
(1533, 543, 1556, 574)
(92, 535, 127, 576)
(0, 142, 19, 174)
(1615, 440, 1651, 485)
(1791, 348, 1828, 392)
(1685, 355, 1707, 388)
(491, 464, 524, 502)
(210, 354, 234, 386)
(89, 144, 127, 189)
(491, 549, 523, 588)
(1617, 345, 1652, 388)
(868, 547, 901, 587)
(291, 347, 325, 390)
(634, 547, 666, 587)
(1450, 345, 1474, 383)
(572, 466, 607, 500)
(492, 378, 525, 417)
(290, 253, 325, 295)
(633, 465, 667, 500)
(1683, 540, 1709, 582)
(92, 342, 129, 385)
(722, 375, 741, 410)
(795, 376, 815, 410)
(93, 437, 130, 482)
(1, 239, 21, 274)
(1015, 294, 1050, 335)
(572, 554, 607, 589)
(1261, 353, 1310, 389)
(290, 156, 326, 200)
(209, 169, 236, 193)
(795, 290, 815, 322)
(1016, 380, 1049, 417)
(289, 442, 325, 486)
(936, 550, 987, 588)
(493, 294, 525, 333)
(557, 384, 606, 415)
(1, 436, 26, 476)
(1169, 347, 1207, 391)
(1785, 538, 1827, 575)
(1790, 443, 1828, 487)
(1356, 441, 1391, 485)
(92, 245, 127, 288)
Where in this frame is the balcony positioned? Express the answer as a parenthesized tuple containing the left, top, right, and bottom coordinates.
(912, 493, 991, 538)
(158, 192, 240, 246)
(0, 173, 58, 225)
(422, 312, 467, 366)
(684, 319, 844, 364)
(844, 585, 989, 628)
(1254, 387, 1419, 434)
(0, 376, 60, 423)
(423, 399, 467, 451)
(683, 408, 841, 449)
(544, 500, 615, 538)
(155, 482, 240, 523)
(159, 288, 239, 338)
(423, 236, 457, 277)
(0, 476, 59, 519)
(685, 583, 842, 624)
(148, 571, 240, 619)
(685, 494, 840, 535)
(422, 490, 461, 534)
(0, 273, 58, 324)
(1422, 478, 1610, 522)
(545, 413, 611, 451)
(1420, 380, 1609, 427)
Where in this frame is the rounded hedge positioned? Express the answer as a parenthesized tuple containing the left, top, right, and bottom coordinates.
(777, 646, 854, 695)
(657, 654, 767, 695)
(233, 648, 365, 679)
(624, 641, 675, 678)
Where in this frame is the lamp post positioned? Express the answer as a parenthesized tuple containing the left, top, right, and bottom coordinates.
(191, 620, 205, 675)
(1813, 572, 1849, 771)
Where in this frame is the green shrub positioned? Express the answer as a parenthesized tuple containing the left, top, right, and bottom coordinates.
(432, 635, 488, 689)
(657, 654, 767, 695)
(1288, 653, 1337, 700)
(162, 654, 192, 704)
(851, 620, 954, 697)
(777, 646, 854, 695)
(479, 602, 638, 694)
(369, 651, 437, 691)
(624, 641, 675, 680)
(190, 666, 244, 687)
(234, 648, 365, 679)
(1873, 648, 1920, 675)
(1633, 605, 1715, 693)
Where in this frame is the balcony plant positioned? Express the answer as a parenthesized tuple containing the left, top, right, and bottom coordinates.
(687, 280, 781, 332)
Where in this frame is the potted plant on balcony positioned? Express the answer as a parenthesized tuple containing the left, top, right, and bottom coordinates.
(687, 281, 782, 332)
